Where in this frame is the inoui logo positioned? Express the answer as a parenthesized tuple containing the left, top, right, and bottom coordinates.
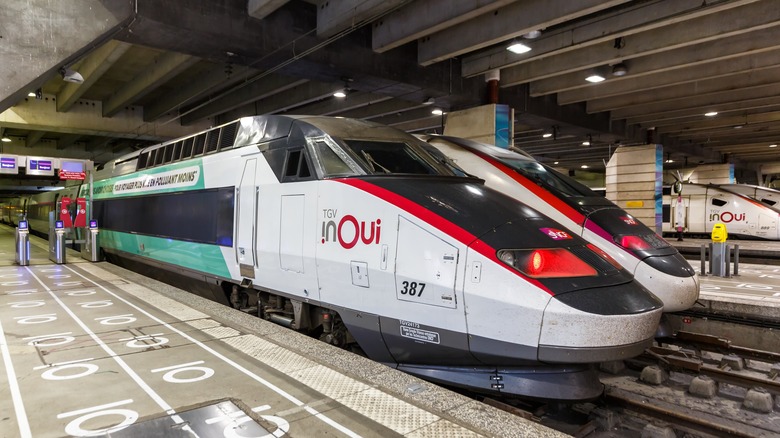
(709, 211, 745, 223)
(321, 209, 382, 249)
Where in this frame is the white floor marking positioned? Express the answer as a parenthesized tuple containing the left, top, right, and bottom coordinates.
(63, 264, 362, 438)
(25, 266, 198, 437)
(0, 317, 32, 437)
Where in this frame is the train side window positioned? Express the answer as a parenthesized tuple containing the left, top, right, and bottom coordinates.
(205, 130, 219, 154)
(173, 141, 183, 161)
(163, 144, 174, 163)
(762, 198, 777, 206)
(138, 152, 149, 169)
(155, 148, 165, 166)
(711, 198, 727, 207)
(193, 134, 206, 156)
(219, 122, 238, 151)
(183, 137, 195, 158)
(148, 150, 157, 167)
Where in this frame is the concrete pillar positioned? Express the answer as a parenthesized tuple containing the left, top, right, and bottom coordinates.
(444, 104, 513, 148)
(688, 164, 735, 184)
(0, 0, 133, 112)
(606, 144, 663, 233)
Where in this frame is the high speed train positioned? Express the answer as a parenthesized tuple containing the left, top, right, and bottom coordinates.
(12, 115, 664, 400)
(718, 184, 780, 212)
(663, 182, 780, 240)
(422, 135, 699, 313)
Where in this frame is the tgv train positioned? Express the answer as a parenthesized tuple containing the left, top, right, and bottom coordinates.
(12, 116, 664, 400)
(718, 184, 780, 212)
(422, 135, 698, 312)
(663, 182, 780, 240)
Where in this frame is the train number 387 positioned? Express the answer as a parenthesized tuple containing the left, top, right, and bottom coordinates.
(400, 281, 426, 297)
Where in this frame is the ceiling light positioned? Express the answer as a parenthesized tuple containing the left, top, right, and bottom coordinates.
(542, 133, 553, 138)
(506, 42, 532, 54)
(422, 97, 435, 105)
(432, 108, 444, 116)
(554, 161, 559, 165)
(770, 144, 778, 148)
(27, 91, 36, 97)
(665, 159, 674, 163)
(1, 137, 11, 142)
(585, 74, 605, 83)
(333, 89, 347, 98)
(612, 63, 628, 77)
(704, 111, 718, 117)
(581, 164, 589, 169)
(524, 30, 542, 39)
(582, 134, 592, 146)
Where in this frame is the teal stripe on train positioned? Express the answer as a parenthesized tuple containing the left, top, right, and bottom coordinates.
(84, 160, 205, 199)
(100, 230, 231, 278)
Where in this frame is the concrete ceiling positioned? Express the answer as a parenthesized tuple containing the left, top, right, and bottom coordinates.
(2, 0, 780, 190)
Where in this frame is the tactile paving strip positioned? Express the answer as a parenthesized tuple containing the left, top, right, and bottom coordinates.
(338, 388, 441, 435)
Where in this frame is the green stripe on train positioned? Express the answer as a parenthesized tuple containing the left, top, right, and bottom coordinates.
(88, 160, 205, 199)
(99, 230, 231, 278)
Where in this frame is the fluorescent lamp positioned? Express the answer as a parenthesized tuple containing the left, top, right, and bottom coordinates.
(585, 74, 605, 83)
(506, 43, 531, 54)
(542, 133, 553, 138)
(770, 144, 778, 148)
(582, 140, 591, 146)
(1, 137, 11, 142)
(704, 111, 718, 117)
(432, 108, 444, 116)
(333, 90, 347, 98)
(581, 165, 589, 169)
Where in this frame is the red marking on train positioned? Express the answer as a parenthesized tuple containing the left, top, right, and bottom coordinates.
(336, 178, 556, 295)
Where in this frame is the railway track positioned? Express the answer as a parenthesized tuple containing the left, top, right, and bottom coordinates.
(486, 330, 780, 437)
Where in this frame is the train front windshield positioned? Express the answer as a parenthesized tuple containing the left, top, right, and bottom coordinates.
(499, 158, 601, 199)
(308, 135, 464, 178)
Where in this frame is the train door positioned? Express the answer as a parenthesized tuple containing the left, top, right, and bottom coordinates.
(380, 216, 469, 364)
(236, 159, 257, 278)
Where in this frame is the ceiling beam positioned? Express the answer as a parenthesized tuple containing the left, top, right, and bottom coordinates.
(336, 98, 426, 120)
(180, 75, 308, 125)
(463, 0, 758, 78)
(292, 92, 393, 116)
(612, 83, 780, 120)
(657, 111, 780, 135)
(56, 133, 81, 151)
(25, 131, 46, 148)
(372, 0, 513, 53)
(551, 32, 780, 102)
(625, 97, 780, 126)
(588, 66, 780, 114)
(500, 1, 780, 87)
(103, 52, 198, 117)
(247, 0, 290, 20)
(143, 63, 254, 122)
(1, 93, 206, 140)
(417, 0, 629, 66)
(391, 116, 444, 133)
(370, 106, 437, 126)
(57, 40, 132, 112)
(317, 0, 407, 39)
(216, 80, 340, 123)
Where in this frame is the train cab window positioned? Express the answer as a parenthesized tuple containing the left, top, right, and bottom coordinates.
(193, 134, 206, 156)
(282, 149, 313, 181)
(173, 141, 183, 161)
(205, 131, 219, 154)
(343, 140, 439, 175)
(183, 137, 195, 159)
(711, 198, 727, 207)
(310, 139, 358, 177)
(762, 198, 777, 206)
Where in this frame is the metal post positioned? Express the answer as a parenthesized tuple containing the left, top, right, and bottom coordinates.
(733, 244, 739, 276)
(700, 244, 706, 276)
(724, 244, 731, 277)
(708, 242, 714, 275)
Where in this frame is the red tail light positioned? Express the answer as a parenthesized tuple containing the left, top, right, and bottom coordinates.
(498, 249, 598, 278)
(617, 235, 653, 251)
(587, 243, 623, 270)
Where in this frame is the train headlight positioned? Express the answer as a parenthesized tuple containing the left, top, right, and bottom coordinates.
(497, 249, 598, 278)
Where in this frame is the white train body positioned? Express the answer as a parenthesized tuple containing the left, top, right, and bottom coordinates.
(663, 183, 780, 240)
(423, 136, 699, 312)
(17, 116, 663, 400)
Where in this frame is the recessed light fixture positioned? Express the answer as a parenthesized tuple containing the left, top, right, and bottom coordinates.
(506, 42, 532, 54)
(27, 91, 36, 97)
(770, 144, 778, 148)
(432, 108, 444, 116)
(585, 74, 605, 83)
(1, 137, 11, 143)
(704, 111, 718, 117)
(554, 161, 559, 165)
(581, 164, 589, 169)
(542, 133, 553, 138)
(333, 89, 347, 98)
(582, 140, 591, 146)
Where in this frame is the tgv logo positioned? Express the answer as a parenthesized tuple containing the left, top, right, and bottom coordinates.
(321, 209, 382, 249)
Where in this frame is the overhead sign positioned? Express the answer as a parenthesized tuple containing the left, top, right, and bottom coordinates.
(0, 156, 18, 175)
(27, 157, 55, 176)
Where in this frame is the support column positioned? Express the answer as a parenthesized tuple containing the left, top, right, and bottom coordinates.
(688, 164, 735, 184)
(444, 104, 513, 148)
(606, 144, 663, 233)
(0, 0, 133, 112)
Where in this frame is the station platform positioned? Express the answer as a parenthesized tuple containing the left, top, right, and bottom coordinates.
(0, 226, 562, 438)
